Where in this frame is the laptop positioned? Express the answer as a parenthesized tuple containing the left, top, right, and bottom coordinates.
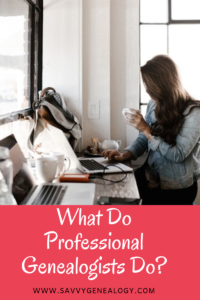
(28, 123, 134, 175)
(57, 135, 133, 175)
(77, 156, 133, 174)
(0, 135, 95, 205)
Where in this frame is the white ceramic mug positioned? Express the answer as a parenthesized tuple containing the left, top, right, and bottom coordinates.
(35, 157, 66, 183)
(48, 152, 71, 176)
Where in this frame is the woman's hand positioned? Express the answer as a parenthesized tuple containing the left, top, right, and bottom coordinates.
(124, 109, 151, 138)
(101, 150, 133, 162)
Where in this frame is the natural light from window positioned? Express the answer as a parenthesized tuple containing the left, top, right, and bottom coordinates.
(140, 0, 200, 109)
(0, 3, 29, 116)
(172, 0, 200, 20)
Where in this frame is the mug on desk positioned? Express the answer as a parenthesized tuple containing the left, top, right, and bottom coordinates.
(48, 152, 71, 177)
(35, 156, 70, 183)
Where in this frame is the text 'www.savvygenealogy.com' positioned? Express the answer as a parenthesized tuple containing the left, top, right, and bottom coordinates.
(33, 287, 155, 295)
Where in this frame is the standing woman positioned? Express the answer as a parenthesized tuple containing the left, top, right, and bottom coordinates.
(102, 55, 200, 205)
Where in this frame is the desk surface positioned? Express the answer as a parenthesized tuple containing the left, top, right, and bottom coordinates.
(76, 153, 140, 205)
(29, 154, 140, 205)
(90, 172, 140, 205)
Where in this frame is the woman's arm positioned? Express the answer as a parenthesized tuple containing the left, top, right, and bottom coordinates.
(101, 149, 134, 161)
(124, 132, 149, 159)
(148, 108, 200, 163)
(124, 103, 200, 163)
(124, 101, 155, 159)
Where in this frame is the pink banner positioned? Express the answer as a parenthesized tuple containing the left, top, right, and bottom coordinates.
(0, 206, 199, 299)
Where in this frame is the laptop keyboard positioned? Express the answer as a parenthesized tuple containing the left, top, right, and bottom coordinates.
(79, 159, 105, 171)
(32, 185, 67, 205)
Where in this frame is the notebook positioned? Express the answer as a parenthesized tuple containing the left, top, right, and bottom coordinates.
(0, 135, 95, 205)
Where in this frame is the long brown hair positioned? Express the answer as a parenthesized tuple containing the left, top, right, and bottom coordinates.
(140, 55, 200, 145)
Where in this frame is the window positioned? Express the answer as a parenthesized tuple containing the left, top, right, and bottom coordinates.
(0, 0, 43, 121)
(0, 0, 43, 155)
(140, 0, 200, 115)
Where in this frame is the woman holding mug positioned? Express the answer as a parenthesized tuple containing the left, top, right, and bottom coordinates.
(102, 55, 200, 205)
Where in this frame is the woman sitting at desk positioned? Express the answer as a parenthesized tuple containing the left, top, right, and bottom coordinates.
(102, 55, 200, 205)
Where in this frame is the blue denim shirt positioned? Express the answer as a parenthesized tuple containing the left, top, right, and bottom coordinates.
(125, 100, 200, 189)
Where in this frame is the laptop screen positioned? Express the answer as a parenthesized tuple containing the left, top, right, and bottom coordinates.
(0, 135, 35, 204)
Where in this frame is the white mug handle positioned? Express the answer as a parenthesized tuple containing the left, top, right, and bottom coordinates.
(65, 157, 71, 172)
(55, 162, 65, 179)
(55, 157, 71, 179)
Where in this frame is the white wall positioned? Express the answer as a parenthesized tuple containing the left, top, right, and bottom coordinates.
(43, 0, 82, 150)
(43, 0, 140, 151)
(82, 0, 111, 148)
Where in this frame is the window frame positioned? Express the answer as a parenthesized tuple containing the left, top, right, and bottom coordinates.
(0, 0, 43, 125)
(139, 0, 200, 111)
